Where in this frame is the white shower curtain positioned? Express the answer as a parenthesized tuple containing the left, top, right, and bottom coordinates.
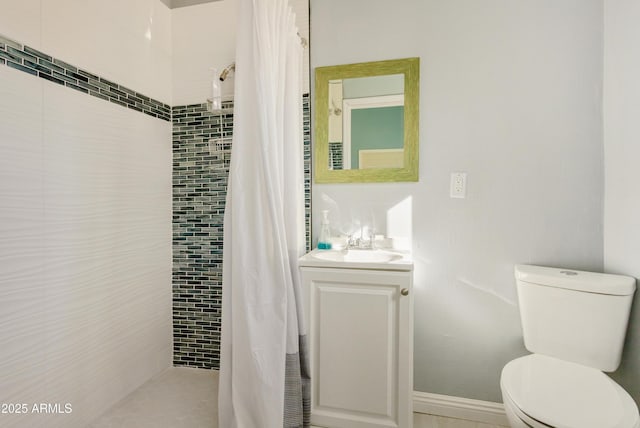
(218, 0, 309, 427)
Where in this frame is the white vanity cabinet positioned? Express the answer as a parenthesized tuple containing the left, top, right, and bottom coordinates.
(299, 250, 413, 428)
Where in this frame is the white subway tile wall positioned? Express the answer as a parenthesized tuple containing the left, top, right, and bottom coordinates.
(0, 63, 172, 428)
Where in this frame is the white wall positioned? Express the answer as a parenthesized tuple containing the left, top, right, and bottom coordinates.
(604, 0, 640, 405)
(311, 0, 604, 402)
(0, 1, 173, 426)
(171, 0, 309, 106)
(0, 0, 173, 105)
(172, 1, 237, 106)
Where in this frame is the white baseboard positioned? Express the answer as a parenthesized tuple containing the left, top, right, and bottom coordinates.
(413, 391, 509, 426)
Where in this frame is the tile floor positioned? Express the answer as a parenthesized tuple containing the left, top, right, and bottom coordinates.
(90, 367, 217, 428)
(413, 414, 507, 428)
(90, 367, 507, 428)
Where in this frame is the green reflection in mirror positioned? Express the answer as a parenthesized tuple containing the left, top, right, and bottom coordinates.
(315, 57, 419, 183)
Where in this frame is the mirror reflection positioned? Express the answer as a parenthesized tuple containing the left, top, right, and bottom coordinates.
(328, 74, 404, 170)
(314, 57, 419, 183)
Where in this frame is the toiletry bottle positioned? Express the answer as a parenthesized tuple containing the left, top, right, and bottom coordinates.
(317, 210, 332, 250)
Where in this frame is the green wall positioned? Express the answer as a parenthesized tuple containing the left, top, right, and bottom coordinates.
(351, 106, 404, 169)
(343, 74, 404, 99)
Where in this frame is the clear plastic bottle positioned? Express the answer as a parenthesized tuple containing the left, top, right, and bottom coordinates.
(317, 210, 332, 250)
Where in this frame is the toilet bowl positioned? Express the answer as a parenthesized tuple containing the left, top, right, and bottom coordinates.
(501, 355, 639, 428)
(502, 266, 639, 428)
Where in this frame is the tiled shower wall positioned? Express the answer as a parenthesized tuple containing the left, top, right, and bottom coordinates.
(0, 25, 172, 428)
(172, 95, 311, 369)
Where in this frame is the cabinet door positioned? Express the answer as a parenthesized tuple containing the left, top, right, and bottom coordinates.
(301, 267, 412, 428)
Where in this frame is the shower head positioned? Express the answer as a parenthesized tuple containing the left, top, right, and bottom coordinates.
(219, 63, 236, 82)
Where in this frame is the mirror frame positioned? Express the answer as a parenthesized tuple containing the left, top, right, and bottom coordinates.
(314, 57, 420, 183)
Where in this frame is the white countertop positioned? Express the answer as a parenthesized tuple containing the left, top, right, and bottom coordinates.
(298, 248, 413, 272)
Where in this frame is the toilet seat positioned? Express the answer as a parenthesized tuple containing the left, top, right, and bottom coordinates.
(501, 354, 639, 428)
(502, 390, 552, 427)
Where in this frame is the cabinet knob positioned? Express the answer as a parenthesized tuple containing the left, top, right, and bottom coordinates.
(401, 288, 409, 296)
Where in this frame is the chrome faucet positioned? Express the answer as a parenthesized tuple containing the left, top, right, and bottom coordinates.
(347, 226, 375, 250)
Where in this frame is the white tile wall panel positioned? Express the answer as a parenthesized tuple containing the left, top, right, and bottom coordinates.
(0, 0, 41, 49)
(40, 0, 172, 104)
(171, 1, 237, 106)
(0, 64, 172, 428)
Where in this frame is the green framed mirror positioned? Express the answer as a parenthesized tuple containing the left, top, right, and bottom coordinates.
(314, 57, 420, 183)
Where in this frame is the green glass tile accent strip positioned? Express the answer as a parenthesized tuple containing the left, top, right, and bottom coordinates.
(171, 102, 233, 369)
(303, 94, 311, 252)
(0, 33, 170, 122)
(328, 142, 343, 170)
(172, 95, 311, 369)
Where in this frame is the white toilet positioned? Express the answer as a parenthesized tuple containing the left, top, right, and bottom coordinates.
(501, 265, 639, 428)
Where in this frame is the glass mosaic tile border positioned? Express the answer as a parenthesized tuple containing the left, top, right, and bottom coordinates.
(0, 33, 171, 122)
(329, 141, 344, 170)
(171, 95, 311, 369)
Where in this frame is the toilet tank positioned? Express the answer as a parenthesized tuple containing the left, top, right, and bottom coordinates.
(515, 265, 636, 372)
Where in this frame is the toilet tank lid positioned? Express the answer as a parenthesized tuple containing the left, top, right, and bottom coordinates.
(515, 265, 636, 296)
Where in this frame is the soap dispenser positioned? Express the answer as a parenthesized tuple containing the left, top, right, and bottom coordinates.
(317, 210, 332, 250)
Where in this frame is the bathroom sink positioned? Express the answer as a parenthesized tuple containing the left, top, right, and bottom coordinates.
(312, 249, 402, 263)
(299, 248, 412, 271)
